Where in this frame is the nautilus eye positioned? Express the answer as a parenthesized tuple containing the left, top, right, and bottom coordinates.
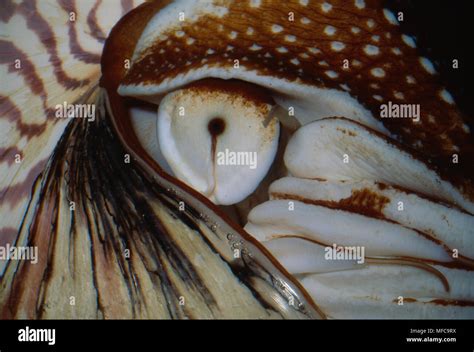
(149, 81, 279, 205)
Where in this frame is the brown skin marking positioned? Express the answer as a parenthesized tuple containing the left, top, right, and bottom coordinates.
(340, 188, 391, 218)
(391, 298, 474, 307)
(0, 96, 46, 140)
(0, 41, 48, 108)
(122, 0, 474, 193)
(18, 0, 88, 89)
(0, 0, 16, 22)
(0, 147, 23, 166)
(271, 188, 390, 220)
(428, 299, 474, 307)
(87, 0, 106, 43)
(336, 127, 357, 136)
(184, 78, 275, 106)
(59, 0, 101, 64)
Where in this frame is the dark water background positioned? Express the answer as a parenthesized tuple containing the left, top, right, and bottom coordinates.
(386, 0, 473, 128)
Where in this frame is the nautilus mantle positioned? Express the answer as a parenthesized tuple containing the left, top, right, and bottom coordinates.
(1, 0, 473, 319)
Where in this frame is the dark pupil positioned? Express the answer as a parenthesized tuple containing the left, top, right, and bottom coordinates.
(207, 117, 226, 136)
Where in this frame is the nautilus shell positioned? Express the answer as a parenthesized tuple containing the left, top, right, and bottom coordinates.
(1, 0, 473, 319)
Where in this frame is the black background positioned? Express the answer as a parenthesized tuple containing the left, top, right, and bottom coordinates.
(0, 319, 473, 351)
(386, 0, 474, 128)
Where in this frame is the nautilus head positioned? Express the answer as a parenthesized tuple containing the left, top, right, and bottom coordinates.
(1, 0, 473, 319)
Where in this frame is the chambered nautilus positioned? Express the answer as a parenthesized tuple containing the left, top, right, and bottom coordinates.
(1, 0, 473, 319)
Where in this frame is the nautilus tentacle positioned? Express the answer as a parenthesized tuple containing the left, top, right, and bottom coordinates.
(245, 200, 453, 262)
(269, 177, 474, 259)
(300, 264, 474, 319)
